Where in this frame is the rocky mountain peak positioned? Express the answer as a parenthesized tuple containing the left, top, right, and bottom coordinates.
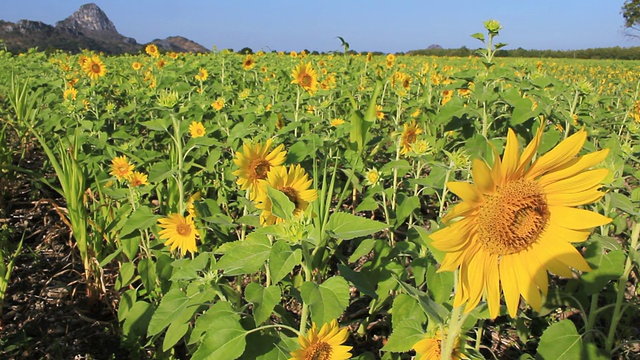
(55, 3, 117, 34)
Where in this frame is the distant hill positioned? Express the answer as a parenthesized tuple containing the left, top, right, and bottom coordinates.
(0, 3, 209, 54)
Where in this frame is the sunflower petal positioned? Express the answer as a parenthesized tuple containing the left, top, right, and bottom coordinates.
(542, 169, 609, 194)
(473, 158, 495, 193)
(501, 129, 521, 180)
(499, 255, 521, 318)
(537, 149, 610, 186)
(549, 206, 612, 230)
(546, 188, 606, 207)
(447, 182, 483, 204)
(484, 253, 501, 319)
(527, 130, 587, 179)
(516, 124, 544, 175)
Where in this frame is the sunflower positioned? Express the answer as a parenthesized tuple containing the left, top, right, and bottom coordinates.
(242, 54, 256, 70)
(400, 120, 423, 155)
(441, 89, 453, 105)
(187, 192, 202, 218)
(330, 118, 345, 127)
(375, 105, 385, 120)
(145, 44, 160, 58)
(211, 97, 225, 111)
(289, 320, 352, 360)
(255, 164, 318, 225)
(131, 61, 142, 71)
(109, 156, 134, 181)
(127, 171, 149, 187)
(189, 121, 206, 138)
(232, 139, 287, 199)
(157, 214, 198, 256)
(82, 55, 107, 81)
(63, 87, 78, 101)
(430, 126, 611, 318)
(291, 62, 319, 94)
(195, 68, 208, 81)
(364, 168, 380, 186)
(412, 331, 464, 360)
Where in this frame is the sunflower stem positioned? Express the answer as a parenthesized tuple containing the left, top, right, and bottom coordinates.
(294, 86, 301, 137)
(605, 222, 640, 353)
(441, 305, 467, 360)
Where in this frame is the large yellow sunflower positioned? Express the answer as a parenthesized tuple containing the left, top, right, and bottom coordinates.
(291, 62, 319, 94)
(255, 164, 318, 226)
(158, 214, 198, 256)
(189, 121, 206, 138)
(242, 54, 256, 70)
(289, 320, 352, 360)
(232, 139, 287, 199)
(82, 55, 107, 81)
(412, 331, 464, 360)
(430, 126, 611, 318)
(400, 120, 423, 155)
(109, 156, 134, 181)
(145, 44, 160, 58)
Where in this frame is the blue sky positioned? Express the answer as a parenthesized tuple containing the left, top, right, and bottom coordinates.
(0, 1, 635, 53)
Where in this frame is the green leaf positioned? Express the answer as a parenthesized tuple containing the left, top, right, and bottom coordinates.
(267, 186, 295, 221)
(122, 300, 154, 343)
(395, 194, 420, 226)
(394, 276, 447, 325)
(120, 205, 160, 237)
(536, 320, 582, 360)
(147, 287, 213, 337)
(268, 240, 302, 284)
(245, 282, 281, 325)
(116, 262, 136, 291)
(426, 263, 454, 303)
(190, 301, 239, 345)
(138, 257, 157, 293)
(149, 160, 174, 183)
(325, 212, 388, 240)
(213, 233, 271, 276)
(608, 192, 639, 216)
(390, 294, 427, 330)
(470, 32, 485, 42)
(582, 242, 625, 295)
(381, 318, 425, 353)
(163, 321, 189, 352)
(348, 239, 378, 263)
(240, 331, 294, 360)
(301, 276, 350, 325)
(191, 313, 247, 360)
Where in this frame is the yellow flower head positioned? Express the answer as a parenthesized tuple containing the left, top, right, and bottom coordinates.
(109, 156, 134, 181)
(189, 121, 206, 138)
(291, 62, 319, 95)
(289, 320, 352, 360)
(127, 171, 149, 187)
(63, 87, 78, 101)
(82, 55, 107, 81)
(187, 192, 202, 218)
(211, 97, 225, 111)
(145, 44, 160, 58)
(242, 54, 256, 70)
(132, 61, 142, 71)
(412, 330, 464, 360)
(255, 164, 318, 226)
(195, 68, 208, 81)
(400, 120, 423, 155)
(158, 214, 198, 256)
(365, 168, 380, 186)
(232, 139, 287, 199)
(330, 118, 345, 127)
(375, 104, 385, 120)
(430, 125, 611, 318)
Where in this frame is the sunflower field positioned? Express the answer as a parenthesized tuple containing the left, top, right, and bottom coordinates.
(1, 22, 639, 359)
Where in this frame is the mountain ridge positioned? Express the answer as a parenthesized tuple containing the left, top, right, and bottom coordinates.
(0, 3, 209, 54)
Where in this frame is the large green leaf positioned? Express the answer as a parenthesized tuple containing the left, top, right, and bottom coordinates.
(390, 294, 427, 330)
(325, 212, 388, 240)
(582, 241, 625, 295)
(301, 276, 350, 326)
(536, 320, 582, 360)
(147, 286, 214, 337)
(381, 318, 425, 353)
(213, 233, 271, 276)
(191, 313, 247, 360)
(267, 186, 295, 221)
(268, 240, 302, 284)
(245, 282, 281, 325)
(120, 205, 160, 237)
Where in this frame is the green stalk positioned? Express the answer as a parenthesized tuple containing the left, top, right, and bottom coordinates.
(605, 222, 640, 353)
(0, 230, 25, 319)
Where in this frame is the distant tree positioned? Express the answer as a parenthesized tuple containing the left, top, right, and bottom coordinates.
(622, 0, 640, 37)
(238, 47, 253, 54)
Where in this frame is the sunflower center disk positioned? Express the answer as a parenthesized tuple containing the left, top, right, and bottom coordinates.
(307, 341, 332, 360)
(176, 223, 192, 236)
(477, 178, 549, 255)
(280, 186, 299, 208)
(250, 159, 271, 179)
(300, 74, 312, 87)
